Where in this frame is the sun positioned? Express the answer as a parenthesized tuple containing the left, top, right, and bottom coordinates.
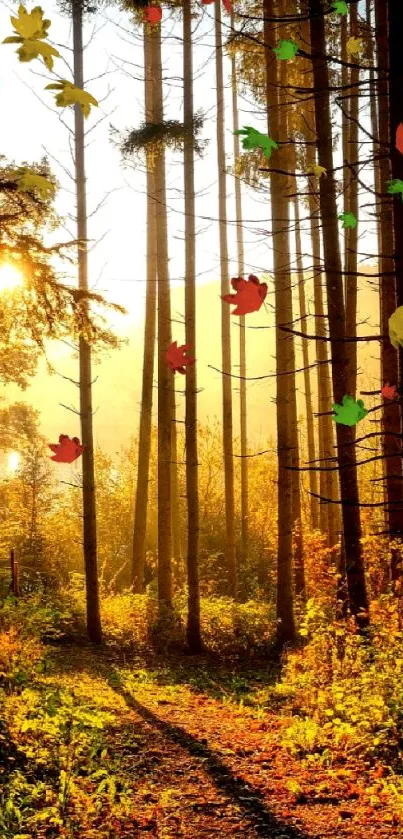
(0, 263, 23, 292)
(7, 451, 20, 473)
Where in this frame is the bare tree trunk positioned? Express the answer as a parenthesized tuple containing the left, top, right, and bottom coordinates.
(151, 24, 173, 609)
(386, 0, 403, 582)
(131, 24, 157, 594)
(341, 10, 349, 273)
(280, 67, 304, 599)
(293, 192, 319, 530)
(231, 25, 248, 576)
(367, 0, 387, 538)
(301, 10, 340, 547)
(214, 0, 237, 599)
(264, 0, 295, 646)
(170, 384, 182, 583)
(344, 1, 359, 399)
(309, 0, 369, 629)
(72, 0, 101, 643)
(183, 0, 202, 651)
(306, 142, 338, 544)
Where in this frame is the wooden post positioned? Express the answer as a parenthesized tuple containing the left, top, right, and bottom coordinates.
(14, 554, 20, 597)
(10, 548, 20, 597)
(10, 548, 15, 594)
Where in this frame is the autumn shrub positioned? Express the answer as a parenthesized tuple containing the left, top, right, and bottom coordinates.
(0, 626, 44, 692)
(0, 678, 135, 837)
(86, 586, 277, 658)
(101, 590, 187, 652)
(276, 596, 403, 767)
(0, 586, 86, 643)
(197, 597, 276, 658)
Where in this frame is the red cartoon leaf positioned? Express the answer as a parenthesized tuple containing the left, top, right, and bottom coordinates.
(381, 382, 398, 400)
(222, 274, 268, 316)
(396, 124, 403, 155)
(49, 434, 84, 463)
(144, 5, 162, 23)
(165, 341, 195, 374)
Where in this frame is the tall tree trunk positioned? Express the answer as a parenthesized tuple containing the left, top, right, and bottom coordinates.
(308, 0, 369, 629)
(131, 24, 157, 594)
(151, 23, 173, 609)
(214, 0, 237, 599)
(301, 10, 340, 547)
(367, 0, 386, 543)
(170, 383, 182, 583)
(344, 1, 359, 400)
(341, 9, 349, 275)
(306, 142, 339, 544)
(293, 192, 319, 531)
(264, 0, 295, 646)
(386, 0, 403, 582)
(281, 61, 304, 599)
(231, 24, 248, 576)
(72, 0, 101, 643)
(375, 0, 402, 568)
(183, 0, 202, 651)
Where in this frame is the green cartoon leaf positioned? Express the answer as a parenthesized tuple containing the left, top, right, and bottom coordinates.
(332, 395, 368, 427)
(338, 211, 357, 229)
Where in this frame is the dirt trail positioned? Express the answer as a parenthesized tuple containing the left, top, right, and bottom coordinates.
(46, 645, 398, 839)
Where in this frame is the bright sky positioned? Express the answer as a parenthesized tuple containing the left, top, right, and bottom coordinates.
(0, 0, 281, 320)
(0, 0, 381, 456)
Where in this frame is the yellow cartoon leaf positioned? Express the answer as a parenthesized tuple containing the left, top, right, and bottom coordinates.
(346, 36, 363, 58)
(17, 38, 60, 69)
(306, 164, 327, 178)
(10, 4, 50, 41)
(45, 79, 98, 118)
(11, 168, 56, 199)
(389, 306, 403, 350)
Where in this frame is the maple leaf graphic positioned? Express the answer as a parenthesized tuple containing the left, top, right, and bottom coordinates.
(143, 5, 162, 24)
(222, 275, 268, 316)
(272, 39, 299, 61)
(338, 211, 357, 229)
(332, 395, 368, 427)
(234, 127, 278, 160)
(305, 164, 327, 179)
(381, 383, 398, 400)
(346, 36, 363, 58)
(389, 306, 403, 349)
(49, 434, 84, 463)
(387, 179, 403, 202)
(165, 341, 195, 374)
(396, 124, 403, 155)
(332, 0, 348, 14)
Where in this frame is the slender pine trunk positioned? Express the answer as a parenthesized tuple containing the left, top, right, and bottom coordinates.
(214, 0, 237, 599)
(151, 23, 173, 609)
(231, 27, 248, 578)
(386, 0, 403, 583)
(264, 0, 295, 646)
(309, 0, 369, 629)
(344, 2, 359, 399)
(131, 24, 157, 594)
(293, 192, 319, 531)
(72, 0, 101, 643)
(183, 0, 202, 651)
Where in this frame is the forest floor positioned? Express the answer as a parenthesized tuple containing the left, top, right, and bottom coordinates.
(33, 642, 400, 839)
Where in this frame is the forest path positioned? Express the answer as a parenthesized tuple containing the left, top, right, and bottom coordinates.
(45, 644, 397, 839)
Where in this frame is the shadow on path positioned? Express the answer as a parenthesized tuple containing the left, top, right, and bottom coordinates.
(107, 666, 320, 839)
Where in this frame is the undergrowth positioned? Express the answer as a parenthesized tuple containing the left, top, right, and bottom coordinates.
(2, 582, 403, 832)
